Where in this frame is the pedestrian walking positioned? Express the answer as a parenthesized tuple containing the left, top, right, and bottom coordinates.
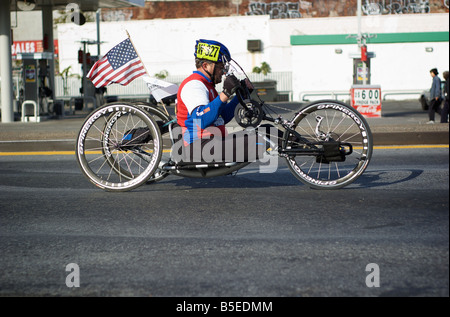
(426, 68, 442, 124)
(441, 71, 449, 123)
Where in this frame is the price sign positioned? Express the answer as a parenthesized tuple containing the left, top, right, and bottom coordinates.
(350, 85, 382, 118)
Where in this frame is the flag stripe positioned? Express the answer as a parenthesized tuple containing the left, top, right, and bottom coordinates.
(93, 59, 144, 87)
(107, 67, 145, 86)
(86, 38, 147, 88)
(91, 65, 113, 86)
(90, 58, 144, 87)
(86, 58, 110, 78)
(115, 70, 146, 86)
(112, 63, 145, 82)
(87, 62, 111, 84)
(114, 66, 146, 84)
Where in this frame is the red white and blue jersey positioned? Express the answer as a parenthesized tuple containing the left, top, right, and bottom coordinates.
(176, 71, 238, 145)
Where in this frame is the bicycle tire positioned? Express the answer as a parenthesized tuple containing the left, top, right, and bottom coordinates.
(283, 100, 373, 189)
(102, 101, 173, 184)
(134, 102, 173, 183)
(76, 103, 162, 191)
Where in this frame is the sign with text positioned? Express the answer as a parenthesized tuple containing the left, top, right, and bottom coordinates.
(350, 85, 382, 118)
(11, 40, 59, 56)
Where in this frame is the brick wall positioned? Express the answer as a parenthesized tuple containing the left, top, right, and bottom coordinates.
(101, 0, 449, 21)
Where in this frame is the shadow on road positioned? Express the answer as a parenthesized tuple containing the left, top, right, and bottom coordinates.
(140, 168, 425, 191)
(349, 169, 424, 188)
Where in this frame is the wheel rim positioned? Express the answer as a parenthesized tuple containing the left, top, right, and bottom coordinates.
(285, 101, 372, 188)
(76, 104, 162, 191)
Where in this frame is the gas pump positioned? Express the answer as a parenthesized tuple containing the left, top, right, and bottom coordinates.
(350, 1, 381, 118)
(353, 56, 371, 85)
(350, 47, 381, 118)
(17, 52, 53, 122)
(76, 40, 101, 111)
(352, 44, 371, 84)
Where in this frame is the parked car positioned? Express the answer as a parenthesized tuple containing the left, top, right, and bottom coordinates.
(419, 80, 446, 111)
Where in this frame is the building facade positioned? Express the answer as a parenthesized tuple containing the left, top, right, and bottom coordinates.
(100, 0, 449, 21)
(10, 1, 450, 102)
(56, 11, 449, 101)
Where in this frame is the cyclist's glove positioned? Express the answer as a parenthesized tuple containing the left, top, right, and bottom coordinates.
(244, 78, 254, 94)
(222, 75, 241, 98)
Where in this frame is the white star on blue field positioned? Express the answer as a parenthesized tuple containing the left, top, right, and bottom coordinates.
(107, 39, 138, 70)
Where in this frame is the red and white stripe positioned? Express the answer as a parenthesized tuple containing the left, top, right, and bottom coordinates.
(87, 57, 146, 88)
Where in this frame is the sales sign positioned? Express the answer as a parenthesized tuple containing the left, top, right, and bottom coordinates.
(11, 40, 59, 56)
(350, 85, 382, 118)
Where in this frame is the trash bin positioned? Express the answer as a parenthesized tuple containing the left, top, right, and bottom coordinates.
(53, 100, 64, 116)
(251, 80, 277, 102)
(74, 98, 84, 111)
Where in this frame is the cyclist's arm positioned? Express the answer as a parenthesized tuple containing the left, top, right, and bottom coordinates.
(220, 96, 239, 124)
(191, 97, 226, 129)
(180, 80, 226, 129)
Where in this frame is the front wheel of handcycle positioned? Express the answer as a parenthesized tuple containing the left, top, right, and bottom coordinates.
(283, 100, 373, 189)
(76, 103, 163, 191)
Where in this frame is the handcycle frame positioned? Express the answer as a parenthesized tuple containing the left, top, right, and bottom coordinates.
(75, 61, 373, 191)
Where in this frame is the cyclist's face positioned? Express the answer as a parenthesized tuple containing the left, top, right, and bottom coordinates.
(202, 62, 225, 84)
(214, 63, 225, 83)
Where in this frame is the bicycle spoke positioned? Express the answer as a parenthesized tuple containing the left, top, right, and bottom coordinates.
(76, 103, 162, 191)
(284, 100, 372, 189)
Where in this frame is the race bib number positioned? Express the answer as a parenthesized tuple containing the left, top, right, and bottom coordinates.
(197, 43, 220, 62)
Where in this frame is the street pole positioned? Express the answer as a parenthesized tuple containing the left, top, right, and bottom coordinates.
(0, 1, 14, 123)
(232, 0, 242, 15)
(357, 0, 362, 45)
(96, 9, 101, 56)
(357, 0, 367, 85)
(82, 41, 87, 109)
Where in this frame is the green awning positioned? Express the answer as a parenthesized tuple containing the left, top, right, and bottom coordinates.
(291, 32, 449, 45)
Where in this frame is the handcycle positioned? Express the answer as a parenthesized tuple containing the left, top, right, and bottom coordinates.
(75, 60, 373, 192)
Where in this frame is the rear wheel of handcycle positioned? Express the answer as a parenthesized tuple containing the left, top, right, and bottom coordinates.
(283, 100, 373, 189)
(133, 102, 173, 184)
(99, 101, 173, 184)
(76, 103, 162, 191)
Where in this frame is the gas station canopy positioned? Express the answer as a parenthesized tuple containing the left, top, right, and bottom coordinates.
(1, 0, 146, 123)
(10, 0, 145, 11)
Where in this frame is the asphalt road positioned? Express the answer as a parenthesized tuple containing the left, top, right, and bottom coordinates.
(0, 146, 448, 297)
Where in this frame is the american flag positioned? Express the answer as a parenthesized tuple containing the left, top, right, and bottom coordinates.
(87, 38, 146, 88)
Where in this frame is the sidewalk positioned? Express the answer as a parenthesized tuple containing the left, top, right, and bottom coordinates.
(366, 100, 449, 145)
(0, 100, 448, 152)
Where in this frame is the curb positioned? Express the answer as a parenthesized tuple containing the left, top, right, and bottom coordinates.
(0, 131, 448, 153)
(373, 131, 449, 146)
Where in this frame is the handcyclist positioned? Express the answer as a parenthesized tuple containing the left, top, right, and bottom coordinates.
(175, 39, 276, 163)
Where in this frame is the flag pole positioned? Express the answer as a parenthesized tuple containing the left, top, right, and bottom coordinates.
(126, 30, 170, 116)
(126, 30, 150, 76)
